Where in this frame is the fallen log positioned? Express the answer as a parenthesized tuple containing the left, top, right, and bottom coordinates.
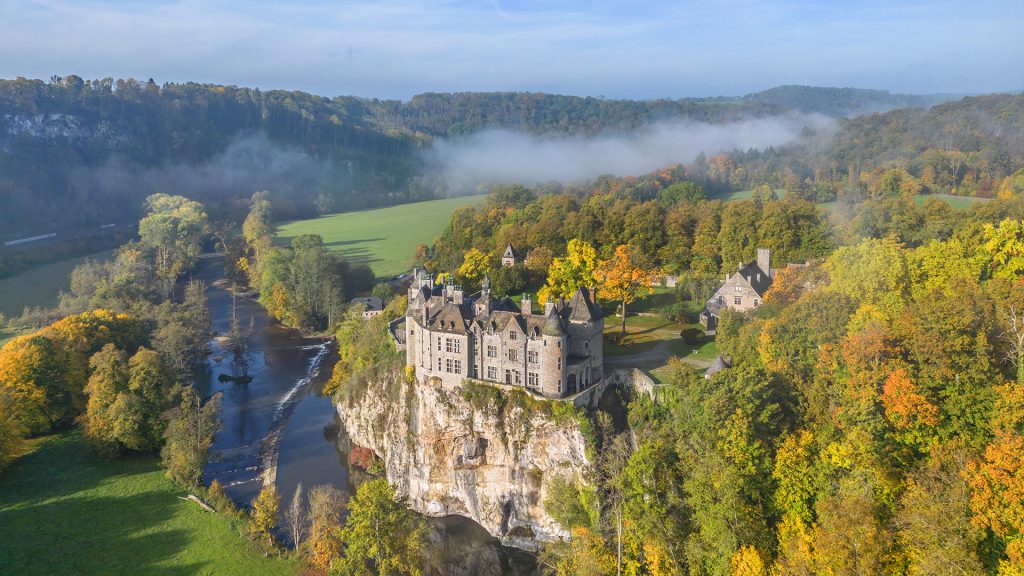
(178, 494, 216, 513)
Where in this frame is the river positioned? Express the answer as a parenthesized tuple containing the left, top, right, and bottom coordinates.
(192, 256, 538, 575)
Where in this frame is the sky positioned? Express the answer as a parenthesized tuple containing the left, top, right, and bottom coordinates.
(0, 0, 1021, 100)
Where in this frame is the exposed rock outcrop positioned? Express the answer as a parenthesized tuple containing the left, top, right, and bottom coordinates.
(336, 369, 591, 550)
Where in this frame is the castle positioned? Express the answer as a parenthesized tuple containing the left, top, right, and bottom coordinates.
(399, 269, 604, 398)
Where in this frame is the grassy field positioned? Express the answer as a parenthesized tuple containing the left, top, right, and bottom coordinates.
(912, 193, 991, 209)
(0, 432, 300, 576)
(0, 249, 116, 318)
(274, 195, 488, 277)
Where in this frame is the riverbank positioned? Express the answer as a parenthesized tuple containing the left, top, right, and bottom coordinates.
(194, 255, 540, 575)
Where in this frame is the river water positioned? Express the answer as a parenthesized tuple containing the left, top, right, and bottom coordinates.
(192, 257, 537, 575)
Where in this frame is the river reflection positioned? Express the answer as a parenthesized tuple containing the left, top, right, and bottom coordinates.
(192, 256, 538, 575)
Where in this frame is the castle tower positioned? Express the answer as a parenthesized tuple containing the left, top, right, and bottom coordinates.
(475, 274, 492, 316)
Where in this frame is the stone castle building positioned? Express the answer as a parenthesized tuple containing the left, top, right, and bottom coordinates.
(700, 248, 776, 331)
(401, 269, 603, 398)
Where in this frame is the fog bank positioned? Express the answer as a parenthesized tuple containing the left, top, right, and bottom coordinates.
(429, 115, 832, 186)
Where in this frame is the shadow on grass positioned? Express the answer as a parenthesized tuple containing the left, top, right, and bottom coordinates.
(0, 492, 204, 575)
(321, 237, 385, 248)
(0, 433, 207, 576)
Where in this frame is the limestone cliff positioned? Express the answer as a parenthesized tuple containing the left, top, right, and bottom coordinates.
(336, 368, 592, 550)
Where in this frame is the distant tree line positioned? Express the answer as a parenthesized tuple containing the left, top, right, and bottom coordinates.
(0, 76, 979, 240)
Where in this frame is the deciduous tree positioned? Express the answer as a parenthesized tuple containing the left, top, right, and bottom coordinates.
(331, 479, 426, 576)
(593, 244, 661, 333)
(538, 239, 598, 305)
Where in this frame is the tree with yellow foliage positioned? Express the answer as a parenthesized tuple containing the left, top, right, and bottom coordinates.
(249, 484, 281, 546)
(455, 247, 493, 290)
(594, 244, 661, 334)
(731, 545, 767, 576)
(538, 239, 599, 306)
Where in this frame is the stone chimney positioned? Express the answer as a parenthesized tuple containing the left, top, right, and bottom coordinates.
(757, 248, 771, 276)
(521, 294, 532, 315)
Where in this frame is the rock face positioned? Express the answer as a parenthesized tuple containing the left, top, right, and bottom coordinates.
(336, 369, 591, 550)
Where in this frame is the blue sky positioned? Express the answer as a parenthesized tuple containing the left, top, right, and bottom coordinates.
(0, 0, 1020, 99)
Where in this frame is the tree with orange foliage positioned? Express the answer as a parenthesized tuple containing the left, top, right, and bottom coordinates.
(967, 382, 1024, 574)
(594, 244, 661, 334)
(881, 368, 939, 446)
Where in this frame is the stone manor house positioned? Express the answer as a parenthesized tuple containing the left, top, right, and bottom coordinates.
(700, 248, 777, 332)
(395, 268, 604, 398)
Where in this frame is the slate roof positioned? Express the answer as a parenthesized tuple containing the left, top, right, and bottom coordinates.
(735, 262, 773, 296)
(564, 288, 603, 322)
(417, 286, 599, 337)
(705, 355, 731, 378)
(350, 296, 383, 311)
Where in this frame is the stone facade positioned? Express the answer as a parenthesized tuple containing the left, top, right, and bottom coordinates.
(700, 248, 775, 331)
(403, 269, 603, 398)
(501, 244, 518, 267)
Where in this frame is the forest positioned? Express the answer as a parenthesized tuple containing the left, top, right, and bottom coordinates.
(0, 76, 1000, 243)
(404, 166, 1024, 574)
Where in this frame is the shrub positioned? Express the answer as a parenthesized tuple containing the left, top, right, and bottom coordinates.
(681, 327, 705, 345)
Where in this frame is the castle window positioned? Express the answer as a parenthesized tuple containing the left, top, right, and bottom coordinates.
(454, 360, 462, 374)
(557, 357, 562, 369)
(509, 331, 517, 340)
(527, 372, 539, 389)
(754, 299, 760, 307)
(437, 337, 441, 351)
(487, 345, 497, 358)
(487, 366, 497, 380)
(445, 338, 452, 352)
(734, 296, 742, 305)
(735, 285, 742, 292)
(557, 379, 563, 393)
(514, 371, 521, 385)
(528, 350, 538, 363)
(453, 339, 461, 353)
(437, 357, 442, 371)
(508, 349, 518, 362)
(505, 369, 512, 384)
(446, 358, 453, 373)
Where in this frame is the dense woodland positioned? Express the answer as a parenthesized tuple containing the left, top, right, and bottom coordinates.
(404, 165, 1024, 574)
(1, 76, 1008, 243)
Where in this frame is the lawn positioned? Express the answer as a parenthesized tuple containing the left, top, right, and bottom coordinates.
(0, 432, 300, 576)
(274, 195, 488, 277)
(0, 249, 116, 317)
(912, 193, 991, 209)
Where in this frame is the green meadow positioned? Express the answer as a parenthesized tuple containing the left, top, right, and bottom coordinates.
(0, 249, 116, 318)
(0, 432, 300, 576)
(274, 195, 487, 277)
